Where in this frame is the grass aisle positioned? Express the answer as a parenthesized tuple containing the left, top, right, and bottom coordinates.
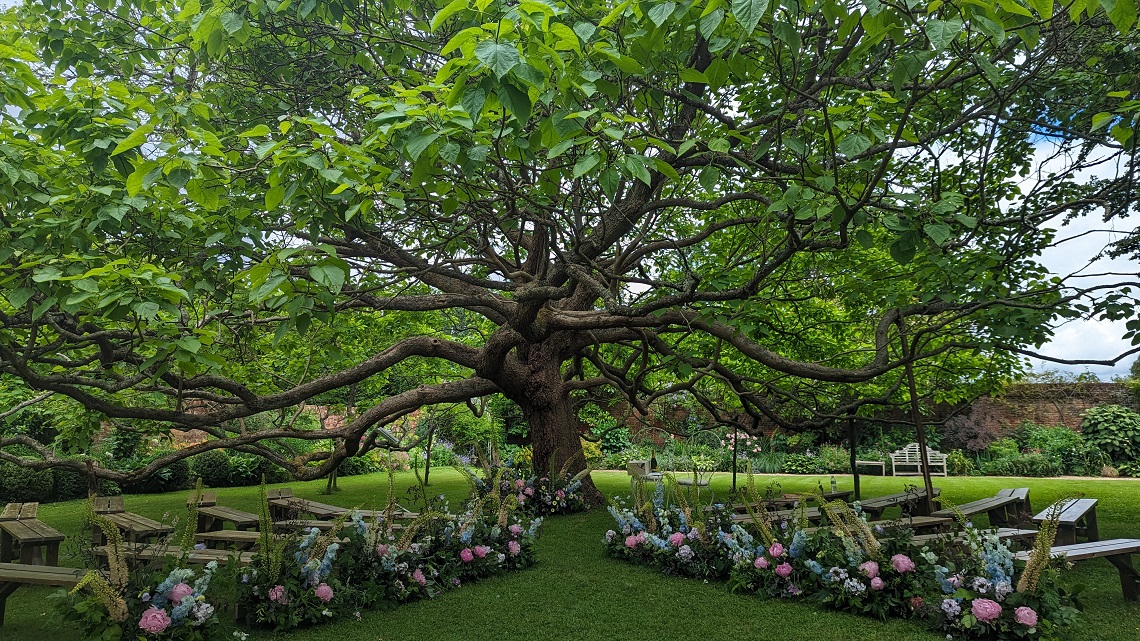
(5, 471, 1139, 641)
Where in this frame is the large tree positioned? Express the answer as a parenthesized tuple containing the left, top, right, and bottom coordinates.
(0, 0, 1136, 500)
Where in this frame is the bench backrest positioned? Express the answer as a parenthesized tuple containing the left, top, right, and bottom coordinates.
(188, 492, 218, 507)
(267, 488, 294, 500)
(890, 444, 947, 463)
(1, 502, 37, 521)
(93, 496, 125, 514)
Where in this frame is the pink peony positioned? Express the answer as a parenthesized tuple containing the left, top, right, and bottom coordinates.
(668, 532, 686, 547)
(775, 562, 792, 578)
(910, 596, 924, 610)
(376, 543, 390, 557)
(555, 489, 565, 499)
(859, 560, 880, 579)
(314, 583, 334, 603)
(871, 577, 885, 591)
(412, 568, 427, 586)
(167, 582, 194, 604)
(524, 486, 535, 496)
(891, 554, 916, 573)
(509, 524, 523, 537)
(754, 556, 769, 569)
(624, 535, 639, 548)
(473, 545, 489, 558)
(508, 540, 521, 556)
(515, 478, 525, 489)
(517, 493, 526, 504)
(768, 542, 785, 558)
(138, 607, 172, 634)
(1015, 606, 1037, 627)
(268, 585, 287, 604)
(972, 598, 1002, 623)
(459, 548, 475, 562)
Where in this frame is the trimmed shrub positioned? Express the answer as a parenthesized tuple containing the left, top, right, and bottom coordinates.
(52, 468, 91, 501)
(0, 460, 54, 503)
(188, 449, 232, 487)
(816, 445, 850, 473)
(337, 455, 379, 477)
(229, 453, 290, 486)
(782, 453, 824, 474)
(946, 449, 977, 476)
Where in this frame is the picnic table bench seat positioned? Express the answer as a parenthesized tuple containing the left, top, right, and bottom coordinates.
(92, 496, 175, 545)
(726, 490, 854, 513)
(266, 489, 418, 522)
(910, 527, 1039, 548)
(804, 515, 953, 536)
(0, 562, 87, 625)
(931, 488, 1030, 526)
(1032, 498, 1098, 545)
(0, 503, 65, 566)
(856, 488, 942, 519)
(1014, 539, 1140, 600)
(196, 505, 260, 532)
(94, 542, 254, 566)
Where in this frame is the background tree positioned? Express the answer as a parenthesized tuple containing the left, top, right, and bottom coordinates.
(0, 0, 1137, 503)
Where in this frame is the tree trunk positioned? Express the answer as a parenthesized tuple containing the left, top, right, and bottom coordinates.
(514, 352, 604, 506)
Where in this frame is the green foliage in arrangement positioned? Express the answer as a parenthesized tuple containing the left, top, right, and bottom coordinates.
(1079, 405, 1140, 463)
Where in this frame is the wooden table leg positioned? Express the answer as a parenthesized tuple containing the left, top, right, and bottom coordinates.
(988, 507, 1008, 527)
(19, 542, 34, 565)
(1084, 509, 1100, 542)
(0, 530, 12, 564)
(46, 542, 60, 567)
(1106, 554, 1139, 601)
(1055, 525, 1077, 546)
(0, 582, 19, 626)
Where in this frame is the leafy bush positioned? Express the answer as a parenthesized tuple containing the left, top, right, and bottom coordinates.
(580, 438, 604, 466)
(946, 449, 977, 476)
(1017, 424, 1108, 476)
(1118, 461, 1140, 478)
(1079, 404, 1140, 463)
(51, 469, 90, 500)
(816, 445, 850, 473)
(336, 455, 379, 477)
(782, 453, 824, 474)
(601, 449, 635, 470)
(121, 456, 190, 494)
(0, 460, 54, 503)
(189, 449, 232, 487)
(750, 451, 784, 474)
(978, 452, 1063, 477)
(229, 453, 289, 486)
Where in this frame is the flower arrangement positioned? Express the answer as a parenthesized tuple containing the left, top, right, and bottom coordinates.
(605, 486, 1082, 640)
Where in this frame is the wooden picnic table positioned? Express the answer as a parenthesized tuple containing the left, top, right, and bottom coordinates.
(0, 562, 87, 625)
(1032, 498, 1098, 545)
(909, 527, 1039, 548)
(1014, 538, 1140, 600)
(94, 542, 253, 566)
(856, 488, 942, 519)
(0, 503, 65, 566)
(91, 497, 174, 544)
(931, 489, 1030, 526)
(728, 490, 854, 513)
(196, 505, 260, 532)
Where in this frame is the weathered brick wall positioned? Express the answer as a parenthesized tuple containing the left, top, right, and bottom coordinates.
(971, 383, 1138, 432)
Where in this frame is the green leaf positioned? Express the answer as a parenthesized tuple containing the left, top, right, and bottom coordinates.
(500, 83, 532, 124)
(474, 40, 520, 79)
(924, 222, 952, 246)
(1091, 112, 1115, 131)
(679, 68, 708, 83)
(6, 288, 34, 308)
(599, 0, 633, 27)
(111, 125, 151, 156)
(889, 240, 916, 264)
(855, 229, 874, 248)
(1101, 0, 1138, 33)
(405, 130, 441, 160)
(126, 169, 145, 197)
(573, 154, 601, 178)
(431, 0, 468, 31)
(461, 87, 487, 122)
(731, 0, 770, 39)
(837, 133, 871, 156)
(265, 184, 285, 211)
(624, 155, 652, 186)
(310, 262, 347, 293)
(648, 2, 676, 26)
(925, 18, 963, 51)
(220, 12, 245, 34)
(1027, 0, 1054, 18)
(240, 124, 272, 137)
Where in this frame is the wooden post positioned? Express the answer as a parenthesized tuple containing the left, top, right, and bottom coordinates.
(848, 417, 860, 500)
(901, 336, 936, 515)
(731, 425, 739, 494)
(423, 429, 434, 486)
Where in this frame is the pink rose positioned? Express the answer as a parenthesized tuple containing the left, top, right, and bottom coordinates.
(314, 583, 333, 603)
(972, 598, 1003, 623)
(517, 493, 526, 503)
(459, 548, 475, 562)
(473, 545, 489, 558)
(167, 582, 194, 604)
(555, 489, 565, 499)
(509, 524, 523, 537)
(138, 607, 172, 634)
(754, 556, 769, 569)
(668, 532, 685, 547)
(515, 478, 525, 489)
(775, 562, 792, 578)
(769, 542, 785, 557)
(870, 577, 884, 591)
(1015, 606, 1037, 627)
(376, 543, 390, 557)
(524, 487, 534, 496)
(412, 568, 427, 586)
(891, 554, 916, 573)
(859, 561, 879, 579)
(508, 540, 521, 556)
(268, 584, 287, 604)
(625, 535, 639, 548)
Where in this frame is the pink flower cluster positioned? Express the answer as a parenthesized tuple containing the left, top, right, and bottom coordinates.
(754, 556, 769, 569)
(870, 577, 884, 591)
(268, 584, 287, 604)
(412, 568, 427, 586)
(168, 582, 193, 604)
(971, 598, 1002, 623)
(859, 561, 879, 579)
(668, 532, 686, 547)
(314, 583, 334, 603)
(775, 562, 792, 578)
(1015, 606, 1038, 627)
(138, 607, 172, 634)
(890, 554, 916, 573)
(509, 524, 523, 537)
(508, 540, 521, 556)
(460, 548, 475, 563)
(768, 542, 784, 558)
(624, 532, 646, 548)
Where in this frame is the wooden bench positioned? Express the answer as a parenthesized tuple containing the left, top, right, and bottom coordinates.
(1032, 498, 1098, 545)
(855, 460, 886, 475)
(890, 443, 948, 476)
(195, 530, 277, 551)
(94, 542, 253, 566)
(92, 496, 175, 545)
(0, 503, 65, 566)
(732, 506, 823, 525)
(1014, 539, 1140, 601)
(0, 562, 87, 625)
(931, 488, 1030, 527)
(805, 515, 953, 536)
(728, 490, 854, 513)
(910, 527, 1039, 548)
(856, 487, 942, 519)
(197, 505, 260, 532)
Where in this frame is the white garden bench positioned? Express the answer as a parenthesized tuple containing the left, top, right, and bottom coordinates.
(890, 443, 948, 477)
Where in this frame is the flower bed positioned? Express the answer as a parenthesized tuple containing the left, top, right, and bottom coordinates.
(58, 485, 543, 639)
(604, 493, 1080, 640)
(464, 466, 590, 516)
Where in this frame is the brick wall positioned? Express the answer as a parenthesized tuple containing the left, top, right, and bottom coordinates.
(970, 383, 1138, 432)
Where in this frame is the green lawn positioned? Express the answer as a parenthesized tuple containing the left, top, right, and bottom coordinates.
(5, 471, 1140, 641)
